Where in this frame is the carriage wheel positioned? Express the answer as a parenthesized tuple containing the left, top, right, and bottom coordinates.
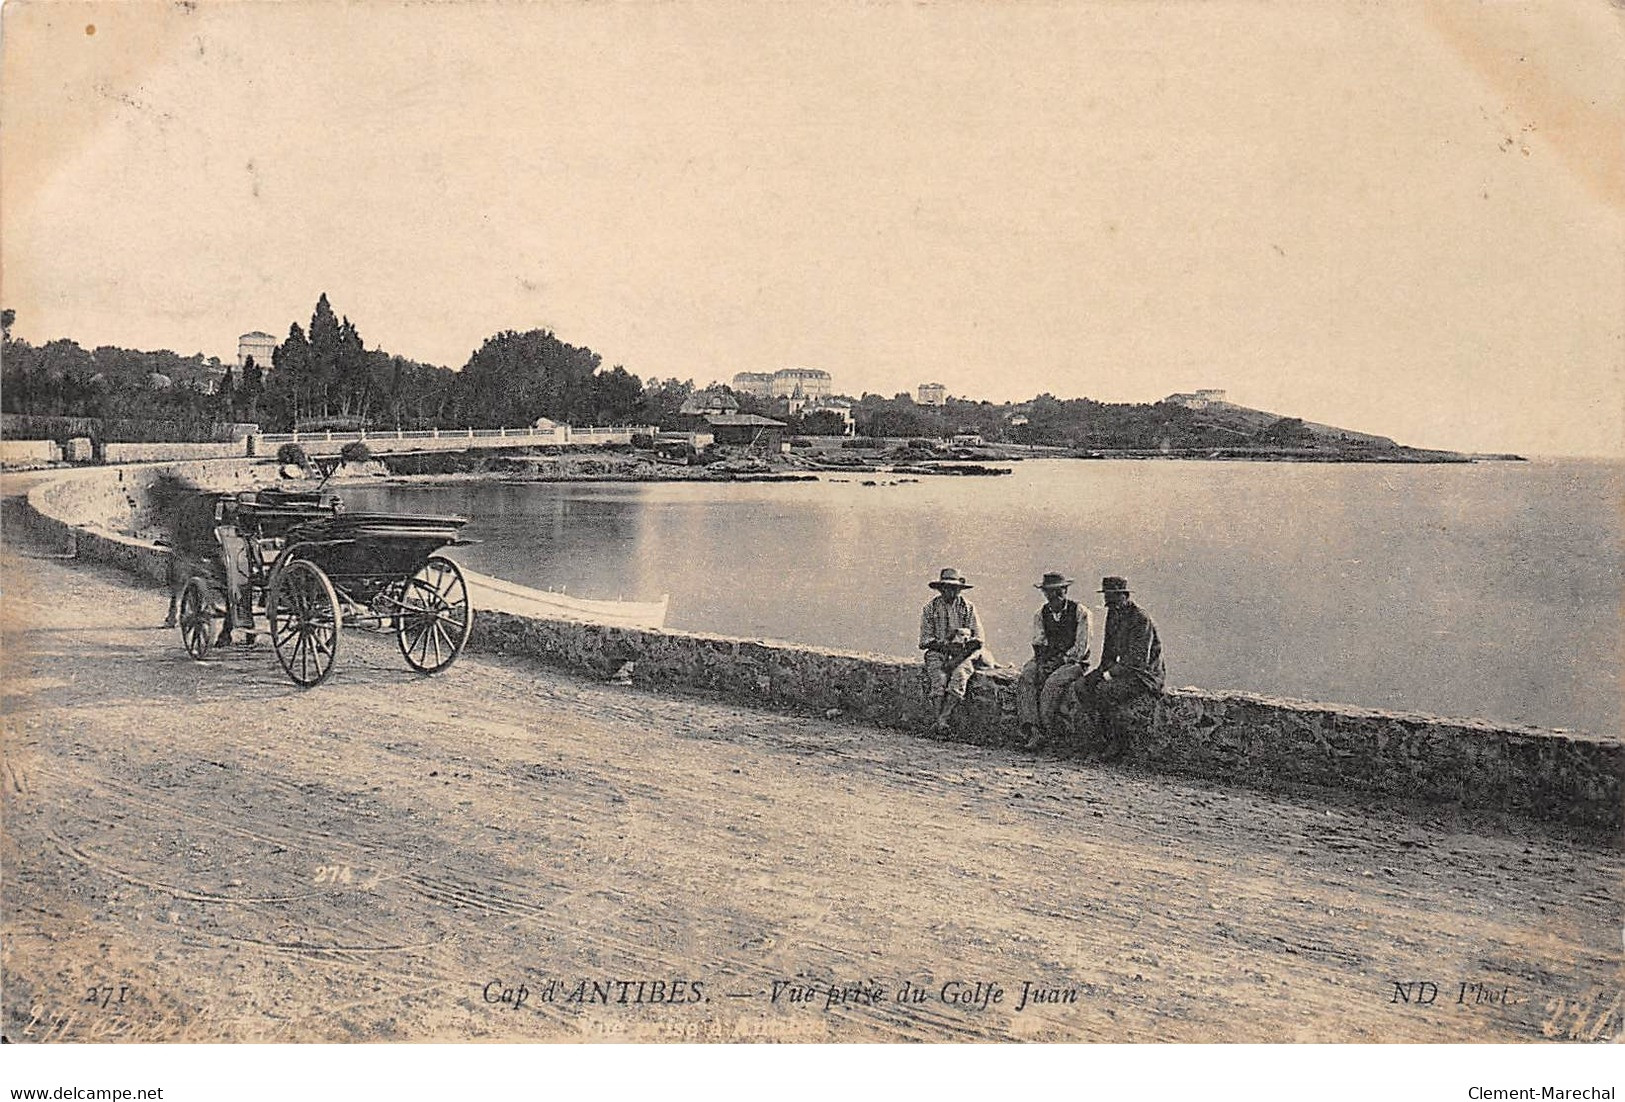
(178, 577, 221, 661)
(269, 559, 342, 687)
(396, 555, 473, 674)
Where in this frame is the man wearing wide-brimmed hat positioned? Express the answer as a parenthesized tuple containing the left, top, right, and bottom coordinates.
(1065, 576, 1164, 759)
(918, 567, 990, 734)
(1017, 572, 1092, 751)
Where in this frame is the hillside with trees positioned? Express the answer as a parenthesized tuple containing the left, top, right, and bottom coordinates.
(832, 391, 1463, 459)
(1, 308, 239, 441)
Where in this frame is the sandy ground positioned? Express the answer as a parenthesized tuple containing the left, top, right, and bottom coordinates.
(1, 508, 1620, 1043)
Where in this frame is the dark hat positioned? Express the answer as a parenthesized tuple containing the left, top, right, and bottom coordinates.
(1099, 576, 1131, 594)
(1034, 572, 1074, 590)
(929, 567, 973, 590)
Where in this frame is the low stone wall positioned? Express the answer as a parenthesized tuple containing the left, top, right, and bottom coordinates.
(469, 612, 1622, 832)
(19, 459, 276, 584)
(0, 439, 62, 467)
(16, 460, 1622, 834)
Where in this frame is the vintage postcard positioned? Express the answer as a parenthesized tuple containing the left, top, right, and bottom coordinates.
(2, 0, 1620, 1083)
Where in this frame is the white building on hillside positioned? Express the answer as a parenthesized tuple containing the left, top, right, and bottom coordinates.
(918, 382, 947, 406)
(731, 371, 775, 399)
(769, 367, 832, 400)
(1166, 389, 1228, 409)
(733, 368, 833, 401)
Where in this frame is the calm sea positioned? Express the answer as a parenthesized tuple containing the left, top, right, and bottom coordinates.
(342, 458, 1622, 735)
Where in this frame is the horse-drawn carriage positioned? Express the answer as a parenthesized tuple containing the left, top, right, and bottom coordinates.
(175, 488, 475, 687)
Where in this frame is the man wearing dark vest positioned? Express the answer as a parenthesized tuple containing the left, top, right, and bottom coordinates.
(1018, 572, 1091, 751)
(1068, 576, 1164, 759)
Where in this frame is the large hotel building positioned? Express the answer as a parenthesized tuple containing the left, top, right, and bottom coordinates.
(732, 368, 832, 400)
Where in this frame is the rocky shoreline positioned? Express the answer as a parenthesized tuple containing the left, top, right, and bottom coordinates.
(372, 448, 1015, 484)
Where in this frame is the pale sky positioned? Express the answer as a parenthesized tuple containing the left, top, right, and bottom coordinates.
(3, 1, 1622, 455)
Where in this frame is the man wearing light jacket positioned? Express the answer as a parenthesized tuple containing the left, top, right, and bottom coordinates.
(918, 568, 992, 735)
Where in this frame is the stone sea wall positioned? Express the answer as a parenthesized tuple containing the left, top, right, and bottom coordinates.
(470, 614, 1621, 832)
(16, 460, 1622, 833)
(18, 459, 273, 585)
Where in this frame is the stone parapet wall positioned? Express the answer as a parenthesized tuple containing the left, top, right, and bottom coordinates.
(470, 611, 953, 730)
(20, 460, 276, 584)
(1134, 690, 1619, 828)
(28, 458, 269, 531)
(17, 460, 1622, 834)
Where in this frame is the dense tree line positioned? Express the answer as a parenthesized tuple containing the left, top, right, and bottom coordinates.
(1, 308, 237, 439)
(263, 300, 652, 431)
(5, 300, 1346, 449)
(445, 328, 625, 428)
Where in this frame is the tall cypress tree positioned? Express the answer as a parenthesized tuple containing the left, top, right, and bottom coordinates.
(335, 316, 368, 419)
(271, 323, 312, 429)
(241, 356, 264, 423)
(307, 293, 340, 419)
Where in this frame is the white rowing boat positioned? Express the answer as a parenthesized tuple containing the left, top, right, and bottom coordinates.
(462, 567, 669, 630)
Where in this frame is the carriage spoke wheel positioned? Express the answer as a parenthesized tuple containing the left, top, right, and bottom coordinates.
(269, 559, 342, 687)
(178, 577, 220, 661)
(396, 556, 472, 674)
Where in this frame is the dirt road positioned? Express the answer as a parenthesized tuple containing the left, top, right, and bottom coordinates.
(2, 523, 1620, 1042)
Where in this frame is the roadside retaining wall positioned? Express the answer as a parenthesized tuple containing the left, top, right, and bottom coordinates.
(16, 461, 1622, 833)
(19, 459, 274, 585)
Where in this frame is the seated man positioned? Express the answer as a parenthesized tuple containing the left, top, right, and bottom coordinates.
(1018, 572, 1091, 751)
(1066, 576, 1164, 759)
(918, 568, 992, 735)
